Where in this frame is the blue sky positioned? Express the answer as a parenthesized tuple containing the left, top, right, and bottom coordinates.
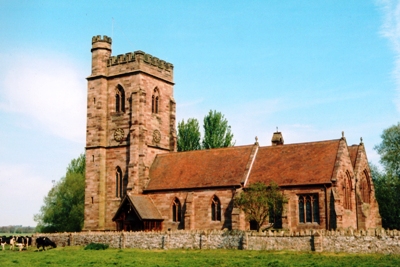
(0, 0, 398, 226)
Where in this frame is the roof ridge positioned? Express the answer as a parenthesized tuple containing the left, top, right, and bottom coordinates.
(259, 138, 341, 148)
(157, 144, 254, 157)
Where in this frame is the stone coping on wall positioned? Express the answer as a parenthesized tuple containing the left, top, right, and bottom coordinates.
(36, 228, 399, 238)
(31, 228, 400, 254)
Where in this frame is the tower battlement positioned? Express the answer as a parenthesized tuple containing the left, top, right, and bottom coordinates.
(92, 35, 112, 44)
(107, 51, 173, 70)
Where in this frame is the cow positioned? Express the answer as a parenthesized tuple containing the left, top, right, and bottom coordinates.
(15, 236, 29, 251)
(36, 237, 57, 251)
(1, 236, 15, 250)
(25, 236, 32, 248)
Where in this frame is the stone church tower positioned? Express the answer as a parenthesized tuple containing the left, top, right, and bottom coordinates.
(84, 35, 176, 230)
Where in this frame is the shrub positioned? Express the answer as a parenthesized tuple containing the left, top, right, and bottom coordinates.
(84, 243, 109, 250)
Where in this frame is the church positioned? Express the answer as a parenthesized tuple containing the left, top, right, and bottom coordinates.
(83, 35, 381, 232)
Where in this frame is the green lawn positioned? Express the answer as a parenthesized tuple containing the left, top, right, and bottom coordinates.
(1, 246, 399, 266)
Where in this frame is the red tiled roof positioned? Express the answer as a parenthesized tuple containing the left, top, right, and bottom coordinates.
(146, 140, 342, 191)
(247, 140, 341, 186)
(348, 145, 359, 168)
(145, 145, 255, 191)
(129, 195, 163, 219)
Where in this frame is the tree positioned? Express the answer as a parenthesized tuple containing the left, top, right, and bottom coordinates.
(34, 153, 85, 232)
(371, 164, 400, 229)
(202, 110, 234, 149)
(234, 182, 287, 231)
(374, 122, 400, 177)
(177, 118, 201, 151)
(373, 122, 400, 229)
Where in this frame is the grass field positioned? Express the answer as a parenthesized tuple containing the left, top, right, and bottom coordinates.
(1, 246, 400, 266)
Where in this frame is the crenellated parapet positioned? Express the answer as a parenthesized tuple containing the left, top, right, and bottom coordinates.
(107, 51, 173, 71)
(92, 35, 112, 44)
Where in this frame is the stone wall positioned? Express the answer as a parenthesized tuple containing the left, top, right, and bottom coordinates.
(33, 229, 400, 254)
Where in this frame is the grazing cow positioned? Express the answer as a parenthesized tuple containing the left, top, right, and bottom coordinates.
(25, 236, 32, 248)
(36, 237, 57, 251)
(1, 236, 15, 250)
(15, 236, 28, 251)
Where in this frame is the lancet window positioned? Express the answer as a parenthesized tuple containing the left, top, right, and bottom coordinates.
(211, 195, 221, 221)
(115, 167, 123, 198)
(115, 85, 125, 113)
(343, 171, 352, 210)
(360, 170, 371, 203)
(152, 88, 159, 114)
(172, 198, 182, 222)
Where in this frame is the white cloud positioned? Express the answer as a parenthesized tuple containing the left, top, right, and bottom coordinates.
(0, 163, 53, 226)
(0, 52, 86, 142)
(378, 0, 400, 112)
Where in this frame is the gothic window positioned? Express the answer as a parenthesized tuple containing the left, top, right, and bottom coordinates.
(115, 167, 123, 198)
(152, 88, 159, 114)
(299, 197, 305, 223)
(343, 171, 352, 210)
(211, 195, 221, 221)
(115, 85, 125, 113)
(298, 194, 319, 224)
(360, 170, 371, 203)
(172, 198, 182, 222)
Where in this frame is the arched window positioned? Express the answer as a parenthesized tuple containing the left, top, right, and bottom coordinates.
(344, 171, 352, 210)
(211, 195, 221, 221)
(115, 167, 123, 198)
(115, 85, 125, 113)
(298, 196, 305, 223)
(305, 196, 312, 223)
(298, 194, 319, 224)
(152, 88, 159, 114)
(360, 170, 371, 203)
(172, 198, 181, 222)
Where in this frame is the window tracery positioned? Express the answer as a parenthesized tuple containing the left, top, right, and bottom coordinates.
(298, 194, 319, 224)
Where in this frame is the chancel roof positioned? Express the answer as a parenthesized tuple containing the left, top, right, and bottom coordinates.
(247, 140, 341, 186)
(145, 139, 343, 191)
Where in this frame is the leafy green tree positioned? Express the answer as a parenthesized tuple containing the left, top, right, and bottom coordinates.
(374, 122, 400, 177)
(202, 110, 234, 149)
(177, 118, 201, 151)
(34, 153, 85, 232)
(373, 122, 400, 229)
(234, 182, 287, 231)
(371, 162, 400, 229)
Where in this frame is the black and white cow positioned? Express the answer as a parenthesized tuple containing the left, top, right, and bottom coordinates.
(36, 237, 57, 251)
(15, 236, 31, 251)
(0, 236, 15, 250)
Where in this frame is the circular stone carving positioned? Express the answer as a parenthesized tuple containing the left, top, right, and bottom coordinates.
(114, 128, 124, 142)
(153, 130, 161, 143)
